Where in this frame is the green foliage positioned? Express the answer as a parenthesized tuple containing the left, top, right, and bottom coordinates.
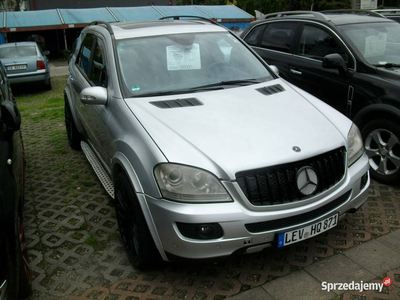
(175, 0, 351, 15)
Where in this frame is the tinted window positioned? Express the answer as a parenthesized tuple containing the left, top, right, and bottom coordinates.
(244, 25, 266, 46)
(297, 25, 348, 63)
(260, 22, 297, 53)
(77, 34, 95, 75)
(90, 40, 107, 87)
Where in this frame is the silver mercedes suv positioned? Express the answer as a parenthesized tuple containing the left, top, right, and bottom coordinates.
(64, 18, 370, 269)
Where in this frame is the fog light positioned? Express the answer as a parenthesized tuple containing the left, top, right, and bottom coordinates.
(199, 225, 213, 236)
(176, 222, 223, 240)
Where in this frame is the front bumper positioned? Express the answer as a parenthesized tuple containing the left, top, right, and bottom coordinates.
(144, 153, 370, 261)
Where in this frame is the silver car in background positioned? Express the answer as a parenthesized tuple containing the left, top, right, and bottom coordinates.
(64, 19, 370, 269)
(0, 41, 51, 90)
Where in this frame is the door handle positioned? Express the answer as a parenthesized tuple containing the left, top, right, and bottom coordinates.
(290, 69, 302, 75)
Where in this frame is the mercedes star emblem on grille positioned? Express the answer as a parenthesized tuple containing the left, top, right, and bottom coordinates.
(296, 166, 318, 196)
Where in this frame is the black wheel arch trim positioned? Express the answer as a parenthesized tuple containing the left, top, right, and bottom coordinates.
(114, 170, 168, 262)
(353, 103, 400, 129)
(64, 90, 84, 134)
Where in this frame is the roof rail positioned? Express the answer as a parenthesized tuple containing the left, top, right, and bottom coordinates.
(264, 11, 330, 21)
(372, 9, 400, 13)
(321, 9, 385, 18)
(159, 15, 221, 26)
(90, 21, 114, 36)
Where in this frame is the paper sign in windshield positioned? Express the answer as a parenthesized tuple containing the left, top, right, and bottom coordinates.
(166, 43, 201, 71)
(364, 33, 387, 58)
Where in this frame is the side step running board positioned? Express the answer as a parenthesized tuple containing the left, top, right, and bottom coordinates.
(81, 141, 114, 199)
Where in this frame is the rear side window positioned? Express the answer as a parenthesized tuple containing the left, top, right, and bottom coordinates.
(260, 22, 298, 53)
(244, 25, 266, 46)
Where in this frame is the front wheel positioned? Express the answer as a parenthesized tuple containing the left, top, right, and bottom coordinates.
(361, 119, 400, 185)
(114, 173, 161, 269)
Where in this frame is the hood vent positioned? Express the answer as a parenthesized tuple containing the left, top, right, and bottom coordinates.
(150, 98, 203, 109)
(257, 84, 285, 96)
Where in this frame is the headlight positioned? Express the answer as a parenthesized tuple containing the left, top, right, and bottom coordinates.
(347, 123, 364, 166)
(154, 164, 232, 203)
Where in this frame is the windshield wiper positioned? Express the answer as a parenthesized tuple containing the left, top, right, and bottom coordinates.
(191, 79, 263, 90)
(130, 79, 263, 97)
(132, 88, 209, 97)
(374, 63, 400, 68)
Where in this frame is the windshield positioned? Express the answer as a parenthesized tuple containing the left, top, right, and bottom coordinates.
(0, 45, 37, 58)
(116, 32, 273, 97)
(339, 22, 400, 66)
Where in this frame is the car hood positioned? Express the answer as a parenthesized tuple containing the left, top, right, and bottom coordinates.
(376, 66, 400, 83)
(125, 80, 349, 180)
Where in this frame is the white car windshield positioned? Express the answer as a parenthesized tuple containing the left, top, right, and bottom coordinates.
(339, 22, 400, 67)
(116, 32, 274, 97)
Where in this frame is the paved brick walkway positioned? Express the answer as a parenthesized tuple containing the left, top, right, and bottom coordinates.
(22, 71, 400, 300)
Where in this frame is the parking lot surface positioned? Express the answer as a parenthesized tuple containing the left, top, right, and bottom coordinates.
(21, 68, 400, 300)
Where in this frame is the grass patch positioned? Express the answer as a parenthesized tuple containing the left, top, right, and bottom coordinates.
(25, 107, 64, 122)
(15, 75, 67, 112)
(85, 233, 108, 251)
(50, 129, 68, 154)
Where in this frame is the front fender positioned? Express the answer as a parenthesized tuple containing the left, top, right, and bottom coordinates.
(353, 103, 400, 128)
(112, 151, 145, 195)
(64, 86, 84, 133)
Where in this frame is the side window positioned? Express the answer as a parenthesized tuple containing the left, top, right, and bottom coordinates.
(297, 25, 353, 68)
(244, 25, 266, 46)
(260, 22, 298, 53)
(76, 34, 95, 76)
(90, 39, 107, 87)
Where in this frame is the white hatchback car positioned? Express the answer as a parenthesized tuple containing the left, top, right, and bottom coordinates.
(65, 18, 370, 269)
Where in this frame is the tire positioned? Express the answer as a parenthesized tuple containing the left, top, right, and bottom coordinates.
(44, 79, 52, 91)
(361, 119, 400, 185)
(16, 200, 32, 298)
(64, 100, 81, 150)
(114, 173, 161, 269)
(5, 197, 32, 299)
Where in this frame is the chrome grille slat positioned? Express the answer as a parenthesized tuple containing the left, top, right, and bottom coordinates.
(236, 147, 346, 206)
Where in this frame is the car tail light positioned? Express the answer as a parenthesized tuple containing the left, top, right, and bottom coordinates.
(36, 60, 45, 70)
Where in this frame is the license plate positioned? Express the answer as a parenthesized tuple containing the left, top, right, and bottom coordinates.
(277, 213, 338, 248)
(7, 65, 27, 71)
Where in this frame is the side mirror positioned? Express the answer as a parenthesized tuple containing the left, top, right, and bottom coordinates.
(1, 100, 21, 131)
(80, 87, 108, 105)
(322, 53, 349, 77)
(269, 65, 279, 76)
(44, 50, 50, 56)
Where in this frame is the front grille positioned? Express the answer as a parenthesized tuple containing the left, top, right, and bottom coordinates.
(245, 190, 351, 233)
(236, 147, 346, 206)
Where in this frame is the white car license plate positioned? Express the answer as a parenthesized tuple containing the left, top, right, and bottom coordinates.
(277, 213, 338, 248)
(7, 64, 27, 71)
